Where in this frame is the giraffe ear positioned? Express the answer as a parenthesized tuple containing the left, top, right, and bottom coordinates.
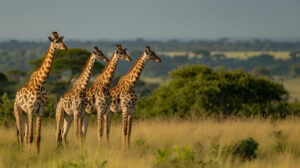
(52, 32, 59, 38)
(94, 46, 101, 53)
(48, 37, 53, 42)
(145, 46, 151, 52)
(116, 44, 122, 50)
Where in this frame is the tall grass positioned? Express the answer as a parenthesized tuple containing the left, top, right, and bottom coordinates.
(1, 119, 300, 168)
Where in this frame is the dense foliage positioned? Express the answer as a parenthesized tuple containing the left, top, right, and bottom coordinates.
(0, 93, 14, 123)
(136, 65, 289, 118)
(230, 138, 259, 160)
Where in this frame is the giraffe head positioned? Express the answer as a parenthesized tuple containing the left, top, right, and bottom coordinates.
(144, 46, 161, 63)
(48, 32, 68, 50)
(92, 46, 109, 63)
(115, 44, 132, 62)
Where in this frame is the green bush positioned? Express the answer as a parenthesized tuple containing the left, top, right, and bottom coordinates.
(136, 65, 288, 119)
(0, 72, 8, 83)
(0, 93, 14, 123)
(229, 138, 259, 160)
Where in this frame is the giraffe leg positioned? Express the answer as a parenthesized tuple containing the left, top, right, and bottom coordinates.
(96, 107, 105, 146)
(55, 102, 64, 149)
(121, 110, 128, 149)
(14, 103, 24, 148)
(73, 112, 80, 145)
(24, 113, 29, 146)
(62, 115, 73, 148)
(126, 114, 133, 149)
(27, 112, 34, 151)
(36, 115, 42, 154)
(78, 117, 83, 145)
(105, 111, 114, 145)
(81, 113, 90, 141)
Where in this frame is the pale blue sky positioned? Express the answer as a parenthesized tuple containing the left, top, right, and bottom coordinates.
(0, 0, 299, 41)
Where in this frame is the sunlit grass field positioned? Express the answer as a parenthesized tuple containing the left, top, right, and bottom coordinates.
(282, 78, 300, 101)
(211, 51, 290, 60)
(158, 51, 290, 60)
(1, 119, 300, 168)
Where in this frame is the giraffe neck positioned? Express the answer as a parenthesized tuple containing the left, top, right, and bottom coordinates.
(72, 55, 96, 91)
(121, 54, 147, 87)
(29, 43, 55, 88)
(93, 54, 119, 88)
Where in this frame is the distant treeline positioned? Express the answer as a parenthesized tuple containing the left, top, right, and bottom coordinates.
(2, 38, 300, 52)
(1, 39, 300, 79)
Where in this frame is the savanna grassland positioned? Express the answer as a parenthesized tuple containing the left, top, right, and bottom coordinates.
(1, 119, 300, 168)
(1, 40, 300, 168)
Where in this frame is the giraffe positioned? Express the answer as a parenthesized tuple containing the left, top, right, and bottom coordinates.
(108, 46, 161, 148)
(56, 47, 108, 148)
(82, 44, 132, 146)
(14, 32, 67, 154)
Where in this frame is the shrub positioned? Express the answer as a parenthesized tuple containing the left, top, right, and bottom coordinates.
(229, 138, 259, 160)
(136, 65, 288, 119)
(0, 93, 14, 123)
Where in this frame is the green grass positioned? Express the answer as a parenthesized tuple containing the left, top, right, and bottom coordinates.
(1, 119, 300, 168)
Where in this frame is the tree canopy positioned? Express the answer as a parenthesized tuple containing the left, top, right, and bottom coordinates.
(30, 48, 105, 83)
(0, 72, 7, 83)
(136, 65, 288, 119)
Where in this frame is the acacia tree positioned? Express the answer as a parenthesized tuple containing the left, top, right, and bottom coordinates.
(0, 72, 7, 83)
(30, 48, 105, 84)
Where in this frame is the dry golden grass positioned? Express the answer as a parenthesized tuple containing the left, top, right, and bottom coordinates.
(1, 119, 300, 168)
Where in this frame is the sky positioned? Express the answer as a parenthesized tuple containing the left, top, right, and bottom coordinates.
(0, 0, 299, 41)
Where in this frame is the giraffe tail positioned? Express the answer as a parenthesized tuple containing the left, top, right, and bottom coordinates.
(16, 129, 19, 143)
(58, 129, 62, 142)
